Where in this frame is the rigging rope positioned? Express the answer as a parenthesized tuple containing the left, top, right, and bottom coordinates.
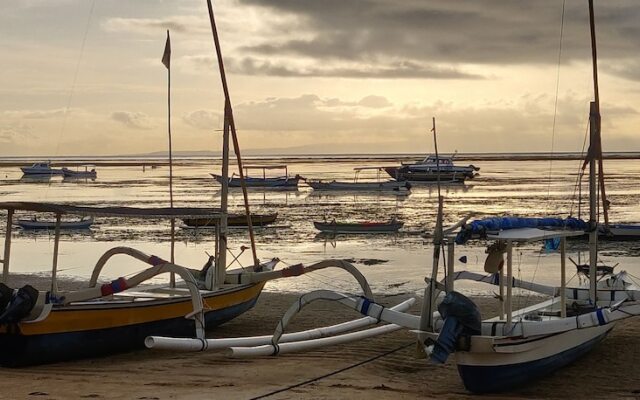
(249, 341, 414, 400)
(546, 0, 566, 208)
(53, 0, 96, 158)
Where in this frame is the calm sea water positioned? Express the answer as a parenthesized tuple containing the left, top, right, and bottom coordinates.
(1, 157, 640, 298)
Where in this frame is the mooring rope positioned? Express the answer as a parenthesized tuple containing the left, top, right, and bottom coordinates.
(249, 341, 414, 400)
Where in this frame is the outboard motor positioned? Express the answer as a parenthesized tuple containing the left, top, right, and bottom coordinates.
(0, 284, 39, 325)
(430, 291, 481, 364)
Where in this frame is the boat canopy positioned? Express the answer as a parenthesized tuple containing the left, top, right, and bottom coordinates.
(486, 228, 585, 243)
(0, 202, 222, 219)
(243, 165, 288, 170)
(455, 216, 588, 244)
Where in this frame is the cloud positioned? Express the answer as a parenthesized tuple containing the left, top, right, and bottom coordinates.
(110, 111, 154, 130)
(226, 56, 482, 79)
(358, 95, 392, 109)
(182, 109, 221, 130)
(0, 123, 33, 144)
(4, 108, 72, 119)
(102, 16, 208, 36)
(238, 0, 640, 67)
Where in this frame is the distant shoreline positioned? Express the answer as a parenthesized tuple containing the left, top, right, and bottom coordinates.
(0, 152, 639, 167)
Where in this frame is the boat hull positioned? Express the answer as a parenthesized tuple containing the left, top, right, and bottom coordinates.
(313, 221, 403, 233)
(383, 167, 470, 182)
(307, 180, 410, 192)
(212, 174, 300, 188)
(20, 168, 64, 176)
(16, 218, 93, 230)
(183, 213, 278, 227)
(456, 324, 613, 393)
(0, 283, 265, 366)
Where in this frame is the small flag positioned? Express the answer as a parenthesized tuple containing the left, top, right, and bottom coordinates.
(161, 30, 171, 69)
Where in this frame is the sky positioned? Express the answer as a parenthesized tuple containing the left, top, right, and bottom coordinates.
(1, 0, 640, 156)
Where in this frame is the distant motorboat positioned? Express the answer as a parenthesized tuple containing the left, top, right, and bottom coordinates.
(313, 219, 403, 234)
(384, 154, 479, 183)
(16, 216, 94, 230)
(62, 166, 97, 179)
(182, 213, 278, 227)
(20, 162, 64, 176)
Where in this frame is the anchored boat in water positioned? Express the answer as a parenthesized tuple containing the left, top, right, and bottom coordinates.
(305, 167, 411, 193)
(313, 218, 404, 234)
(20, 162, 64, 176)
(16, 215, 94, 230)
(212, 165, 302, 189)
(384, 154, 479, 183)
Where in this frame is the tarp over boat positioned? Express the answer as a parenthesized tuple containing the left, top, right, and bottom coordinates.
(455, 216, 588, 244)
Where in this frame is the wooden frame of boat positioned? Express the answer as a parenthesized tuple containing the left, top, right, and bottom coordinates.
(305, 167, 411, 193)
(211, 164, 301, 188)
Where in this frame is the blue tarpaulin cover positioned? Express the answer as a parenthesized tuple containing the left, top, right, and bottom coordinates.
(455, 217, 588, 244)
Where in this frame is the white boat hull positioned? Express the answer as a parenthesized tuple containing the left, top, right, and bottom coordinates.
(456, 323, 613, 393)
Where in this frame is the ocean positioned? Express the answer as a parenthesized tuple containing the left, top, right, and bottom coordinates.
(2, 156, 640, 300)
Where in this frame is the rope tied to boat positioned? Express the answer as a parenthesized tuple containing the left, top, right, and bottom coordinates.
(100, 277, 129, 296)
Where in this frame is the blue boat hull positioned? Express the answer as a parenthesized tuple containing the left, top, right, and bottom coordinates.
(0, 296, 259, 367)
(458, 329, 611, 393)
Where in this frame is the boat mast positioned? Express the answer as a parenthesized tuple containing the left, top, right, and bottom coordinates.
(420, 117, 444, 332)
(587, 0, 603, 304)
(206, 0, 260, 280)
(161, 30, 176, 287)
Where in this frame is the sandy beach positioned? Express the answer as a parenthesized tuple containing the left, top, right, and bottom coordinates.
(1, 290, 638, 400)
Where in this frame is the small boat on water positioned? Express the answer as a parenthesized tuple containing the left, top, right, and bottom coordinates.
(16, 216, 94, 230)
(305, 167, 411, 193)
(183, 213, 278, 227)
(62, 166, 97, 179)
(314, 219, 403, 234)
(212, 165, 302, 188)
(384, 154, 479, 183)
(20, 162, 64, 176)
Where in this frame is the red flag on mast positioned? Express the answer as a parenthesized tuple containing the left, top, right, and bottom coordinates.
(161, 30, 171, 69)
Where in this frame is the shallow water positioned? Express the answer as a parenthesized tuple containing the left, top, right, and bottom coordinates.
(2, 157, 640, 298)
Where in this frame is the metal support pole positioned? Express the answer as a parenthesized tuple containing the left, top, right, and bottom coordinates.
(446, 240, 455, 292)
(505, 241, 513, 331)
(2, 209, 14, 283)
(499, 266, 505, 319)
(560, 237, 567, 318)
(51, 213, 62, 295)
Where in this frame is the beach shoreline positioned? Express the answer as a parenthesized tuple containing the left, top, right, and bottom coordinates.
(1, 290, 638, 400)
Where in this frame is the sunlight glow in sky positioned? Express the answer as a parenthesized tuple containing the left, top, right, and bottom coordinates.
(1, 0, 640, 156)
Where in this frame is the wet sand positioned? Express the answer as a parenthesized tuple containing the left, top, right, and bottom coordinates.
(1, 291, 639, 400)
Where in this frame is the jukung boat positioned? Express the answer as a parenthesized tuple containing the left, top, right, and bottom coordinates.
(212, 164, 302, 189)
(305, 167, 411, 193)
(313, 218, 403, 234)
(16, 215, 94, 230)
(384, 154, 479, 183)
(62, 166, 97, 180)
(182, 213, 278, 228)
(20, 162, 64, 176)
(0, 4, 371, 367)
